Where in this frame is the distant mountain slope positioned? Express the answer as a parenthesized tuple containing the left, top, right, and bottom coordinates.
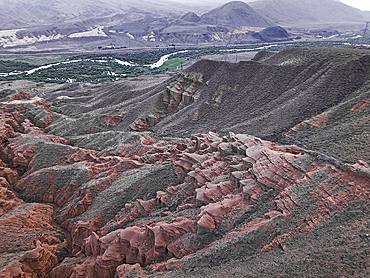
(199, 1, 275, 28)
(250, 0, 365, 26)
(0, 0, 366, 51)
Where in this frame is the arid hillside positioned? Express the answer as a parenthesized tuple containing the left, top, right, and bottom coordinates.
(36, 47, 370, 164)
(0, 47, 369, 278)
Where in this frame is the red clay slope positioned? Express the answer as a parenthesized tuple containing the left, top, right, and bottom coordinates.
(0, 95, 68, 278)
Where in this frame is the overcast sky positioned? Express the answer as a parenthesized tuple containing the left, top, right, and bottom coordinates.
(340, 0, 370, 11)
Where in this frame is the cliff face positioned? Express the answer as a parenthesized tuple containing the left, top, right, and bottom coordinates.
(129, 72, 203, 131)
(1, 47, 370, 277)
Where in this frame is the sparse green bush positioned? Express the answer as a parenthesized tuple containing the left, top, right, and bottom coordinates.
(18, 193, 41, 203)
(55, 228, 65, 242)
(108, 224, 120, 233)
(57, 246, 69, 262)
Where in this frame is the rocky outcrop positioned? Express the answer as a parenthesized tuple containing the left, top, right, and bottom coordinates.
(0, 185, 68, 278)
(285, 112, 329, 135)
(350, 98, 370, 112)
(7, 92, 32, 101)
(3, 241, 59, 278)
(129, 114, 163, 132)
(129, 72, 203, 131)
(115, 263, 147, 278)
(44, 131, 370, 277)
(0, 106, 368, 277)
(147, 134, 370, 276)
(103, 115, 124, 128)
(0, 104, 69, 278)
(0, 113, 21, 144)
(163, 72, 203, 111)
(0, 186, 23, 214)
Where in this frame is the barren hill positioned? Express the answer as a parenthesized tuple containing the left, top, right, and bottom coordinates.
(199, 1, 275, 28)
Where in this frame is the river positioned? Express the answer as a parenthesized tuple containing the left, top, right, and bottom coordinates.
(0, 50, 190, 77)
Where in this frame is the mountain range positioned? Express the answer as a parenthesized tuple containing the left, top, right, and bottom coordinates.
(0, 0, 368, 52)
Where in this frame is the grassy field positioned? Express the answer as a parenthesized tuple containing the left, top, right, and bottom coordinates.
(160, 58, 190, 71)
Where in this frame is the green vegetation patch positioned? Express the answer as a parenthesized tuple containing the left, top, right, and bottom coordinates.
(160, 58, 188, 70)
(0, 59, 34, 72)
(57, 246, 69, 262)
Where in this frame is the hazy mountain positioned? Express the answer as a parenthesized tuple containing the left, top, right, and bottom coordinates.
(0, 0, 367, 51)
(181, 12, 201, 23)
(0, 0, 290, 51)
(250, 0, 366, 26)
(199, 1, 274, 28)
(0, 0, 367, 31)
(0, 0, 192, 30)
